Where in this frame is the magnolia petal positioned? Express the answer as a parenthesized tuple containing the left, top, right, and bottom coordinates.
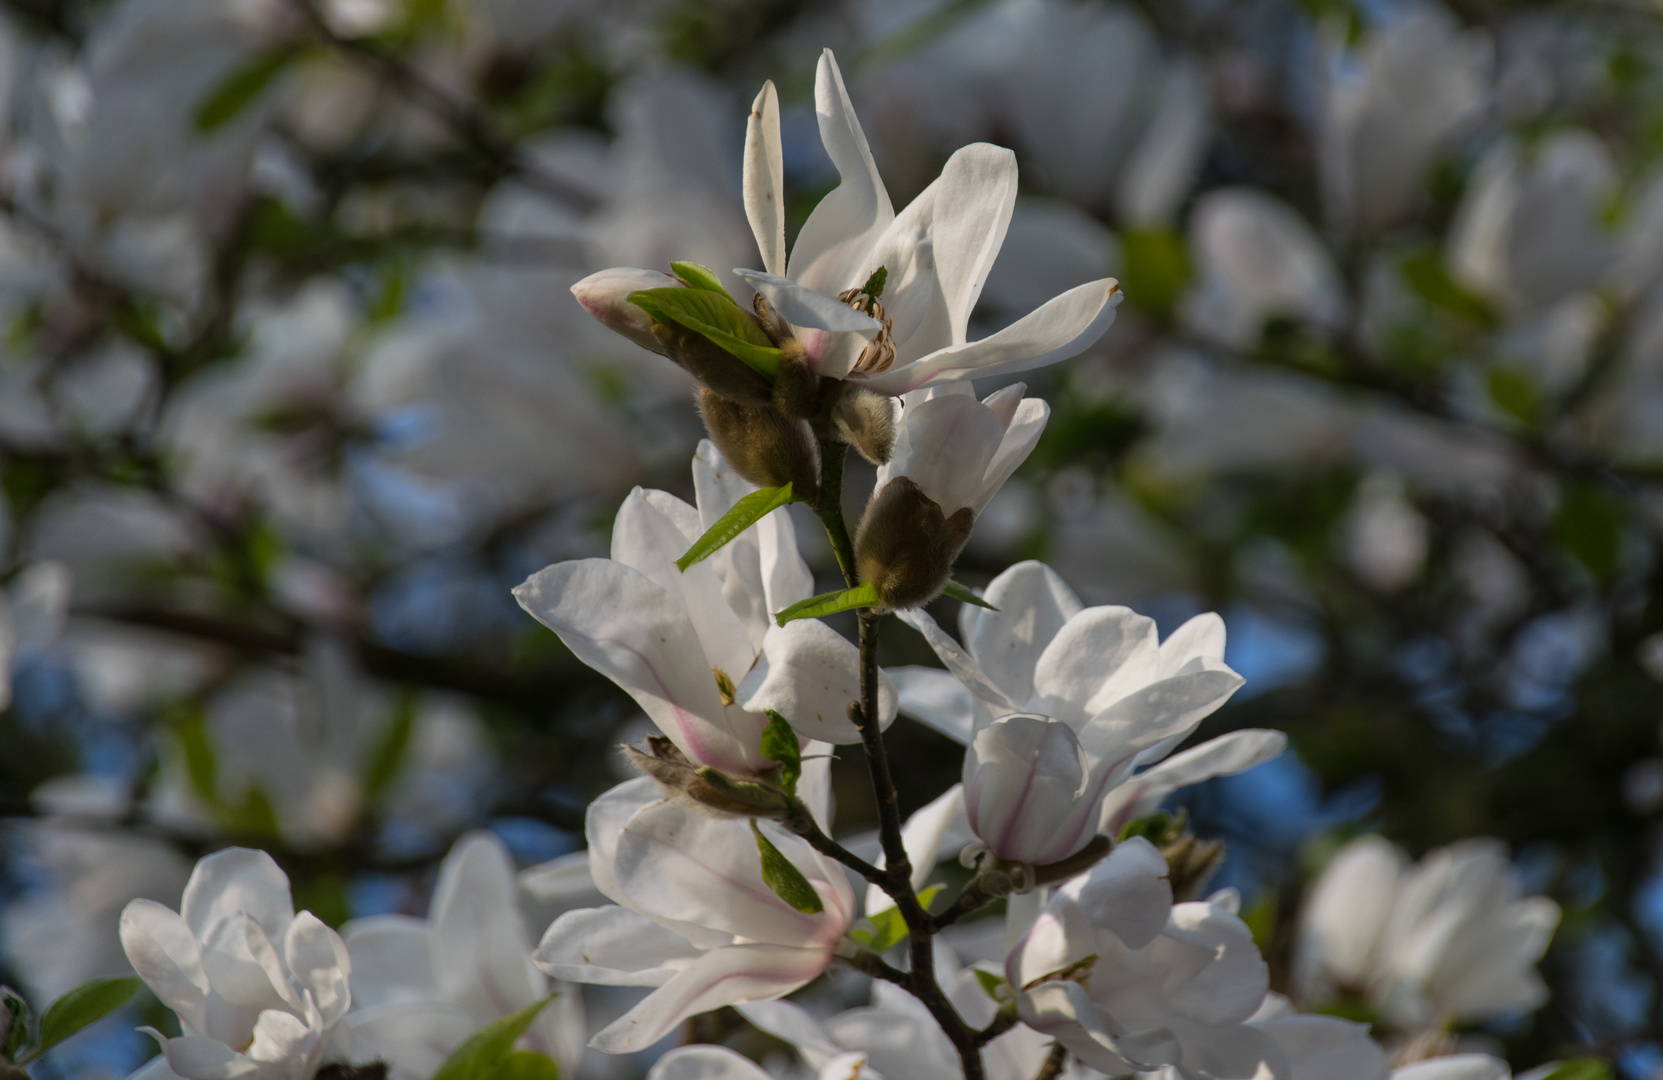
(199, 912, 297, 1013)
(858, 279, 1122, 395)
(1017, 981, 1142, 1076)
(797, 739, 837, 835)
(514, 560, 763, 775)
(1250, 1013, 1389, 1080)
(735, 269, 881, 379)
(889, 665, 975, 744)
(181, 847, 294, 941)
(283, 912, 352, 1025)
(1158, 612, 1228, 676)
(589, 942, 832, 1054)
(744, 81, 787, 278)
(519, 851, 599, 904)
(788, 50, 894, 296)
(431, 832, 543, 1026)
(920, 143, 1020, 346)
(1032, 606, 1161, 727)
(975, 395, 1049, 515)
(1163, 1017, 1286, 1080)
(245, 1007, 316, 1066)
(1067, 836, 1173, 951)
(534, 905, 703, 986)
(1392, 1056, 1511, 1080)
(734, 1000, 843, 1068)
(888, 391, 1008, 513)
(649, 1045, 774, 1080)
(1294, 836, 1405, 997)
(963, 714, 1098, 865)
(960, 561, 1081, 707)
(157, 1034, 259, 1080)
(1164, 901, 1272, 1026)
(738, 620, 896, 744)
(897, 608, 1020, 714)
(341, 915, 435, 1010)
(120, 900, 211, 1033)
(1099, 729, 1288, 835)
(1077, 668, 1247, 777)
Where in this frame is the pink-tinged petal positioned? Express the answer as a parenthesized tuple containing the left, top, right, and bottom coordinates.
(890, 666, 975, 744)
(961, 561, 1081, 707)
(1032, 607, 1160, 726)
(342, 915, 433, 1010)
(1064, 836, 1173, 951)
(513, 560, 764, 774)
(975, 396, 1049, 514)
(858, 279, 1122, 395)
(590, 942, 833, 1054)
(963, 715, 1098, 865)
(611, 799, 852, 948)
(744, 81, 787, 278)
(570, 268, 682, 354)
(120, 900, 210, 1033)
(431, 832, 542, 1026)
(283, 912, 352, 1025)
(534, 905, 702, 986)
(738, 620, 895, 744)
(181, 848, 294, 941)
(788, 50, 894, 296)
(734, 269, 881, 379)
(896, 608, 1020, 714)
(649, 1045, 773, 1080)
(156, 1033, 259, 1080)
(1100, 729, 1286, 835)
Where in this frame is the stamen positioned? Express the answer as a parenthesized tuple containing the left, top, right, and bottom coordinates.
(839, 287, 897, 374)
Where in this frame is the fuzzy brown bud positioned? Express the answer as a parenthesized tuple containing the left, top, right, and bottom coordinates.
(621, 740, 791, 818)
(831, 386, 897, 464)
(657, 324, 775, 408)
(771, 343, 826, 419)
(697, 387, 820, 499)
(854, 476, 975, 610)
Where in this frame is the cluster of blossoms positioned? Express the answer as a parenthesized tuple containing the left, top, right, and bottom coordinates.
(3, 37, 1578, 1080)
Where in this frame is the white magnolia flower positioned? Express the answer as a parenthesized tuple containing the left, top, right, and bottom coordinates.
(341, 832, 585, 1080)
(515, 441, 897, 765)
(1008, 842, 1276, 1077)
(878, 383, 1049, 528)
(118, 848, 354, 1080)
(1294, 835, 1561, 1030)
(891, 561, 1273, 865)
(1392, 1056, 1562, 1080)
(731, 49, 1120, 396)
(532, 777, 855, 1053)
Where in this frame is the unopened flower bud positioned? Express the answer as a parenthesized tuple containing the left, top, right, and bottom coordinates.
(831, 386, 897, 464)
(571, 268, 682, 355)
(697, 387, 820, 499)
(666, 326, 776, 408)
(854, 476, 974, 610)
(771, 343, 825, 419)
(622, 738, 791, 819)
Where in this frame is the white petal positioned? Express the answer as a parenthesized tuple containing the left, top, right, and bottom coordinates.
(866, 784, 967, 916)
(341, 915, 434, 1010)
(918, 143, 1019, 346)
(896, 608, 1020, 714)
(888, 392, 1008, 513)
(975, 396, 1049, 514)
(650, 1045, 774, 1080)
(283, 912, 352, 1024)
(431, 832, 543, 1025)
(962, 561, 1081, 706)
(797, 738, 837, 835)
(157, 1034, 259, 1080)
(1294, 836, 1405, 998)
(1015, 980, 1140, 1075)
(1159, 612, 1228, 676)
(1163, 901, 1271, 1025)
(1032, 606, 1161, 726)
(788, 50, 894, 296)
(1392, 1055, 1510, 1080)
(590, 943, 832, 1054)
(733, 1000, 842, 1067)
(858, 279, 1122, 395)
(518, 851, 598, 904)
(1099, 729, 1287, 835)
(245, 1007, 317, 1066)
(1076, 668, 1247, 778)
(1067, 836, 1173, 950)
(514, 560, 766, 774)
(744, 81, 787, 278)
(120, 900, 210, 1033)
(200, 912, 297, 1013)
(738, 620, 896, 744)
(890, 665, 975, 744)
(963, 715, 1098, 865)
(1250, 1014, 1388, 1080)
(534, 906, 702, 986)
(181, 848, 294, 941)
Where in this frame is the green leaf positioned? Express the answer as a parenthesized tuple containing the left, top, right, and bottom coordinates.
(676, 484, 795, 571)
(431, 996, 557, 1080)
(859, 266, 888, 300)
(364, 691, 417, 801)
(1121, 228, 1190, 320)
(2, 988, 29, 1061)
(1555, 482, 1625, 581)
(1400, 249, 1497, 327)
(669, 261, 735, 303)
(21, 977, 142, 1063)
(628, 288, 782, 379)
(972, 968, 1010, 1005)
(1487, 367, 1540, 425)
(941, 581, 996, 610)
(848, 885, 943, 953)
(752, 821, 824, 914)
(491, 1051, 561, 1080)
(760, 712, 802, 797)
(1119, 811, 1180, 846)
(775, 583, 881, 626)
(194, 50, 297, 133)
(1310, 999, 1376, 1025)
(1242, 892, 1278, 955)
(1537, 1060, 1613, 1080)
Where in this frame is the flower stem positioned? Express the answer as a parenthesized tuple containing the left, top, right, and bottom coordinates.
(813, 437, 856, 586)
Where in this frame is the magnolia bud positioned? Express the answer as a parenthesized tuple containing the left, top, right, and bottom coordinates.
(831, 386, 897, 464)
(771, 343, 825, 419)
(622, 738, 791, 819)
(666, 325, 775, 408)
(571, 268, 682, 355)
(697, 387, 820, 499)
(854, 476, 974, 610)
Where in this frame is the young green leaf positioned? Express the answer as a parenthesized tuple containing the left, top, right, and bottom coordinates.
(431, 996, 557, 1080)
(1536, 1061, 1613, 1080)
(972, 968, 1011, 1005)
(628, 288, 782, 378)
(194, 50, 297, 133)
(849, 885, 944, 953)
(759, 711, 802, 797)
(669, 261, 735, 303)
(752, 821, 824, 913)
(1, 988, 29, 1062)
(492, 1051, 562, 1080)
(775, 583, 881, 626)
(22, 977, 142, 1063)
(676, 484, 795, 572)
(941, 581, 997, 611)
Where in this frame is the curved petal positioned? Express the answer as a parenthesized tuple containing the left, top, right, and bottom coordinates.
(1099, 729, 1287, 835)
(1032, 607, 1160, 726)
(962, 561, 1081, 706)
(1158, 612, 1228, 676)
(890, 665, 975, 744)
(1016, 980, 1142, 1075)
(182, 848, 294, 941)
(650, 1045, 774, 1080)
(896, 608, 1020, 714)
(1293, 836, 1404, 997)
(1393, 1056, 1510, 1080)
(963, 715, 1097, 865)
(975, 395, 1049, 514)
(245, 1006, 318, 1067)
(887, 392, 1007, 513)
(733, 1000, 842, 1068)
(589, 943, 832, 1054)
(1250, 1013, 1388, 1080)
(283, 912, 351, 1025)
(1065, 836, 1173, 951)
(1076, 668, 1246, 775)
(513, 560, 764, 774)
(157, 1034, 259, 1080)
(866, 784, 968, 916)
(534, 906, 702, 987)
(744, 81, 787, 277)
(200, 912, 296, 1013)
(342, 915, 434, 1010)
(735, 269, 882, 379)
(121, 900, 210, 1032)
(923, 143, 1019, 346)
(859, 279, 1122, 395)
(431, 832, 542, 1025)
(738, 620, 896, 744)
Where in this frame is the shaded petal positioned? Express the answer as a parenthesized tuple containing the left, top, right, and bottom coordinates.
(884, 384, 1006, 513)
(1032, 607, 1160, 726)
(735, 269, 881, 379)
(963, 715, 1097, 865)
(200, 912, 297, 1013)
(744, 81, 786, 277)
(156, 1034, 258, 1080)
(1077, 668, 1246, 775)
(788, 51, 893, 295)
(858, 280, 1122, 395)
(1016, 981, 1142, 1075)
(283, 912, 351, 1025)
(245, 1007, 316, 1067)
(1393, 1056, 1510, 1080)
(182, 848, 294, 941)
(1294, 836, 1404, 997)
(343, 1003, 474, 1080)
(342, 915, 434, 1010)
(961, 561, 1081, 706)
(975, 396, 1049, 514)
(896, 608, 1020, 714)
(1158, 612, 1228, 676)
(431, 832, 543, 1026)
(890, 665, 975, 744)
(650, 1045, 773, 1080)
(534, 905, 702, 986)
(919, 143, 1019, 346)
(1066, 836, 1173, 950)
(738, 620, 896, 744)
(590, 943, 832, 1054)
(797, 738, 836, 835)
(865, 784, 968, 916)
(121, 900, 210, 1033)
(1250, 1013, 1388, 1080)
(514, 560, 764, 774)
(734, 1000, 843, 1068)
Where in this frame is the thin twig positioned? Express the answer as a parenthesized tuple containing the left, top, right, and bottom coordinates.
(1033, 1043, 1068, 1080)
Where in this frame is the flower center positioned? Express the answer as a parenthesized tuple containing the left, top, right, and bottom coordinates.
(838, 287, 896, 374)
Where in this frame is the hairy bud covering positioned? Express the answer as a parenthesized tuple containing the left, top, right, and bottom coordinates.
(622, 739, 791, 818)
(854, 476, 974, 610)
(771, 344, 825, 419)
(697, 388, 820, 499)
(831, 386, 897, 464)
(660, 324, 775, 407)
